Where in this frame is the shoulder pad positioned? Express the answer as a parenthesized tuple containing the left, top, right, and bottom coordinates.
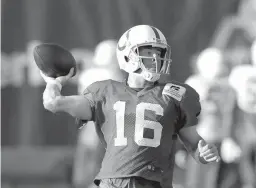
(166, 81, 201, 128)
(163, 81, 200, 102)
(82, 79, 112, 95)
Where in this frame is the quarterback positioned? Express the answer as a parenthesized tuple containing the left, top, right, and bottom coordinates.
(41, 25, 220, 188)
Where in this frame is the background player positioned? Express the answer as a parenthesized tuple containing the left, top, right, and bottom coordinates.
(40, 25, 220, 188)
(228, 40, 256, 188)
(185, 48, 239, 188)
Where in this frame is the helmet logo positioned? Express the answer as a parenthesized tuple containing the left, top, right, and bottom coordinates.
(117, 29, 131, 51)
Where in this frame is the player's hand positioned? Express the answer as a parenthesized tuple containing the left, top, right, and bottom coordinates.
(198, 139, 221, 163)
(40, 68, 74, 86)
(221, 137, 241, 163)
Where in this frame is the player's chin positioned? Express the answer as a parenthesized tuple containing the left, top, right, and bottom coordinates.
(148, 68, 157, 73)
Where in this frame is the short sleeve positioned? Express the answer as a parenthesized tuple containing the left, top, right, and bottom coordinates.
(179, 84, 201, 129)
(75, 80, 109, 128)
(83, 81, 108, 121)
(185, 74, 208, 101)
(82, 85, 99, 110)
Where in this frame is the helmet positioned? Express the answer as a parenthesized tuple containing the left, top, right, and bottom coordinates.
(116, 25, 171, 82)
(94, 40, 118, 66)
(252, 40, 256, 66)
(196, 48, 225, 79)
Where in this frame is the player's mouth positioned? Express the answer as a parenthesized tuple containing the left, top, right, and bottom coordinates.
(148, 67, 157, 73)
(143, 62, 157, 73)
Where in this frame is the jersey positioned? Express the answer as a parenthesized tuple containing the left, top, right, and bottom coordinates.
(81, 79, 201, 185)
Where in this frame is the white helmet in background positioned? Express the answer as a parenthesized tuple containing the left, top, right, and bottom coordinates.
(94, 40, 117, 66)
(251, 40, 256, 66)
(116, 25, 171, 82)
(196, 48, 224, 79)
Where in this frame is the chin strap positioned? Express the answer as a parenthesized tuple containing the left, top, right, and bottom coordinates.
(141, 71, 160, 82)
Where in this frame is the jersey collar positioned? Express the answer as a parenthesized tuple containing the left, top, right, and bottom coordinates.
(124, 81, 159, 97)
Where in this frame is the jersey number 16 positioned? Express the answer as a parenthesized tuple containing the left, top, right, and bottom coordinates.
(113, 101, 163, 148)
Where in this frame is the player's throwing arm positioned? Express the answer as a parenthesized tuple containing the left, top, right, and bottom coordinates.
(34, 43, 93, 121)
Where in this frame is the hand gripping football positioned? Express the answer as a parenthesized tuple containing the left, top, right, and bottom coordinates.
(33, 43, 76, 78)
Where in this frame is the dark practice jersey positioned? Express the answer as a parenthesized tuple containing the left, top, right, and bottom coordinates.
(81, 79, 201, 185)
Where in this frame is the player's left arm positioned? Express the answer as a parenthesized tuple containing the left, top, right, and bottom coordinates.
(178, 126, 220, 164)
(177, 83, 220, 164)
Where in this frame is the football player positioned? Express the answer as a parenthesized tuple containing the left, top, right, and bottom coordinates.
(228, 40, 256, 188)
(185, 48, 239, 188)
(40, 25, 220, 188)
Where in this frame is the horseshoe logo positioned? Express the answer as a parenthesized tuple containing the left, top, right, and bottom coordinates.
(117, 29, 131, 51)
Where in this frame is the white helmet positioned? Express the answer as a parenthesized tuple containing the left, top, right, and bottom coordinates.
(94, 40, 117, 66)
(196, 48, 224, 79)
(252, 40, 256, 66)
(116, 25, 171, 82)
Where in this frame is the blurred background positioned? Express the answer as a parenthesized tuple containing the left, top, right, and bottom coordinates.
(1, 0, 256, 188)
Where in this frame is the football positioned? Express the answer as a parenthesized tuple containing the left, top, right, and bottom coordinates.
(33, 43, 76, 78)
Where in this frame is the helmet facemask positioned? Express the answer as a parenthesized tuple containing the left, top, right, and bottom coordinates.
(127, 44, 171, 81)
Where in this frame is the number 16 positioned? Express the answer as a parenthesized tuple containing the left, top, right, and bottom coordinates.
(113, 101, 163, 148)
